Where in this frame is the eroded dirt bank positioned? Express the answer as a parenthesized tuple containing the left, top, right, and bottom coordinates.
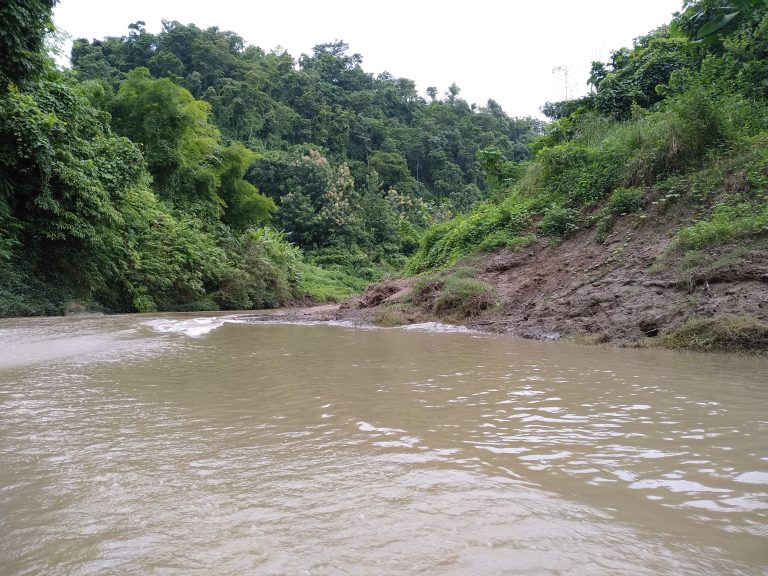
(280, 207, 768, 348)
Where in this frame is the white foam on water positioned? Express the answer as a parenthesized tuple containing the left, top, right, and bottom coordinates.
(141, 317, 231, 337)
(400, 322, 479, 334)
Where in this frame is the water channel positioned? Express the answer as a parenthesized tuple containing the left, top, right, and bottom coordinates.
(0, 314, 765, 575)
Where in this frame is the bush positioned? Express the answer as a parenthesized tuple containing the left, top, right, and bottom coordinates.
(607, 187, 646, 215)
(216, 227, 301, 309)
(540, 206, 580, 237)
(537, 142, 621, 205)
(0, 267, 70, 317)
(479, 231, 537, 252)
(309, 246, 379, 281)
(432, 276, 498, 320)
(654, 314, 768, 353)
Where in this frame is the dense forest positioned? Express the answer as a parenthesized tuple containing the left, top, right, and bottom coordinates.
(0, 0, 543, 315)
(1, 0, 766, 322)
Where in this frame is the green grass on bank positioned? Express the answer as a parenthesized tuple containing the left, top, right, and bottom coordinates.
(295, 263, 369, 303)
(650, 314, 768, 354)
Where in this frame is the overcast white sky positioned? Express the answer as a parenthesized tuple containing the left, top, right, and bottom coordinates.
(53, 0, 683, 118)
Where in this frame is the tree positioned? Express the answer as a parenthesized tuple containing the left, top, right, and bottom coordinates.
(0, 0, 58, 86)
(218, 143, 276, 230)
(110, 68, 223, 214)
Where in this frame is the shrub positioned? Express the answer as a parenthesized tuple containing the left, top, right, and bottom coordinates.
(309, 246, 378, 281)
(537, 142, 621, 205)
(507, 233, 537, 251)
(216, 227, 302, 309)
(607, 187, 646, 215)
(0, 267, 70, 317)
(540, 206, 580, 237)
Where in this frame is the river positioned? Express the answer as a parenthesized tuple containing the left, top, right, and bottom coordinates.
(0, 313, 766, 575)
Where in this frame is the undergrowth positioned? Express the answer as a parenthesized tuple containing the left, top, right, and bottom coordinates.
(295, 263, 369, 303)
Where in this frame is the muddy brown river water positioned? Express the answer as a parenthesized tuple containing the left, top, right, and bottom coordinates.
(0, 313, 766, 575)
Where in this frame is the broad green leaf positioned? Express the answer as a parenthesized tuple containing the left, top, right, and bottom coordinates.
(696, 12, 740, 39)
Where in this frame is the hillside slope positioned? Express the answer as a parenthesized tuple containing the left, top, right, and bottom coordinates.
(331, 195, 767, 350)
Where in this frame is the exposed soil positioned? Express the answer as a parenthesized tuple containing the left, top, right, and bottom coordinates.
(286, 203, 768, 347)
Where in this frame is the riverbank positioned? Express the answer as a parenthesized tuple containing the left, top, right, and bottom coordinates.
(282, 204, 768, 354)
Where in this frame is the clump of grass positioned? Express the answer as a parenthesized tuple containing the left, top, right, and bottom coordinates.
(403, 270, 498, 322)
(679, 249, 710, 270)
(677, 203, 768, 249)
(653, 314, 768, 353)
(508, 233, 537, 250)
(431, 276, 498, 320)
(479, 231, 537, 252)
(374, 305, 409, 327)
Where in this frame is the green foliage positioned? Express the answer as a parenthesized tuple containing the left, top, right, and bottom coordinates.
(216, 227, 301, 309)
(308, 245, 381, 281)
(71, 21, 544, 208)
(592, 33, 696, 119)
(594, 212, 614, 244)
(0, 265, 71, 317)
(672, 0, 766, 45)
(405, 271, 498, 322)
(653, 314, 768, 353)
(676, 203, 768, 248)
(537, 143, 621, 205)
(607, 187, 646, 215)
(476, 146, 524, 195)
(539, 206, 580, 237)
(294, 262, 368, 302)
(480, 231, 536, 252)
(0, 0, 57, 86)
(407, 198, 531, 273)
(0, 69, 235, 315)
(116, 197, 228, 312)
(217, 143, 275, 230)
(109, 68, 225, 214)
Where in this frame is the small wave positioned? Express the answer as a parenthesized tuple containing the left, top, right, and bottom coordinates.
(141, 317, 229, 337)
(400, 322, 479, 334)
